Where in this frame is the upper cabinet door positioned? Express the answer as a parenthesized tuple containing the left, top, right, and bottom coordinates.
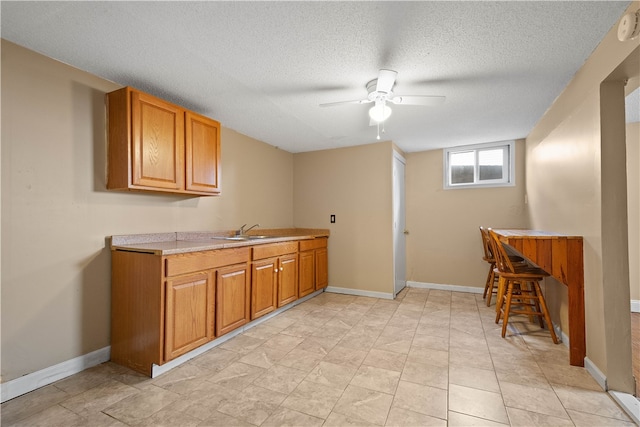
(131, 90, 185, 190)
(185, 112, 221, 194)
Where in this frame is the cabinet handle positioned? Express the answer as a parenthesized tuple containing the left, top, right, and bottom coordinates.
(274, 268, 278, 273)
(280, 267, 284, 271)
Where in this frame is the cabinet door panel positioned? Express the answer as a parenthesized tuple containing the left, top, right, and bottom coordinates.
(216, 263, 250, 336)
(251, 258, 278, 319)
(131, 91, 185, 190)
(185, 112, 220, 194)
(278, 254, 298, 307)
(298, 250, 315, 298)
(315, 248, 328, 290)
(165, 271, 214, 361)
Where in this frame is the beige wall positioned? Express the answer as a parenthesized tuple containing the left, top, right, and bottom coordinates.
(405, 140, 528, 288)
(525, 1, 639, 393)
(1, 40, 294, 382)
(293, 142, 394, 296)
(627, 122, 639, 302)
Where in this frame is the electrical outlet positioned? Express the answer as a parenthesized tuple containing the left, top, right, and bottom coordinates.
(330, 214, 336, 223)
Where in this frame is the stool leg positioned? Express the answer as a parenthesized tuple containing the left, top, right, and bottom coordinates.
(533, 281, 558, 344)
(495, 276, 507, 323)
(501, 281, 514, 338)
(530, 281, 544, 328)
(486, 265, 496, 306)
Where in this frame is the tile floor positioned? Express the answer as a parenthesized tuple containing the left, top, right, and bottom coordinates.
(1, 288, 636, 426)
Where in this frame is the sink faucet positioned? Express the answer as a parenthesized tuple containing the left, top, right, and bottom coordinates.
(236, 223, 260, 236)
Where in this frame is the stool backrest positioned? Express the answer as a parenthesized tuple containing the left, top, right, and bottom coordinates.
(479, 226, 494, 261)
(488, 229, 516, 274)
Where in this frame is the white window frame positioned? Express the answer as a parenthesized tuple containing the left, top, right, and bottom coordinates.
(443, 140, 515, 189)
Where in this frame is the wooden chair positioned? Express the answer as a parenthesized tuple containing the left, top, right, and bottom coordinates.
(488, 229, 558, 344)
(479, 226, 523, 306)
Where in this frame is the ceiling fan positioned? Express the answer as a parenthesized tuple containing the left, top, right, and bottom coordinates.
(320, 69, 445, 139)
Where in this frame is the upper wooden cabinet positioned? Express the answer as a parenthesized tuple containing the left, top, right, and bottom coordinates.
(107, 87, 220, 196)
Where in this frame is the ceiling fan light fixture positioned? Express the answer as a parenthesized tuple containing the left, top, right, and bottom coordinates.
(369, 102, 392, 122)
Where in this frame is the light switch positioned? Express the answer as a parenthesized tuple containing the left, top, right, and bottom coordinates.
(330, 214, 336, 223)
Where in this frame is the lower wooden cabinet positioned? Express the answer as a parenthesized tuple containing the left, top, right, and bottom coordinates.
(278, 253, 298, 307)
(251, 258, 278, 319)
(216, 263, 250, 336)
(299, 237, 329, 294)
(165, 271, 214, 361)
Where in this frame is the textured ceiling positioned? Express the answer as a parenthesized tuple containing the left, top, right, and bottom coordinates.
(0, 1, 633, 153)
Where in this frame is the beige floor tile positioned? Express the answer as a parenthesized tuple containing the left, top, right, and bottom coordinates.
(406, 346, 449, 368)
(323, 344, 368, 369)
(411, 333, 449, 351)
(259, 315, 297, 330)
(280, 322, 321, 338)
(134, 405, 203, 426)
(216, 393, 280, 426)
(540, 362, 604, 391)
(392, 380, 447, 419)
(261, 407, 324, 426)
(567, 408, 637, 426)
(277, 347, 324, 372)
(448, 411, 509, 426)
(159, 382, 238, 421)
(339, 329, 382, 351)
(190, 347, 240, 373)
(295, 335, 340, 355)
(208, 362, 266, 390)
(197, 410, 256, 426)
(0, 384, 70, 425)
(350, 365, 401, 394)
(362, 348, 407, 372)
(505, 407, 575, 426)
(415, 323, 450, 338)
(281, 379, 343, 419)
(241, 323, 282, 340)
(553, 384, 633, 421)
(324, 411, 379, 426)
(385, 407, 446, 426)
(219, 334, 265, 354)
(333, 384, 393, 425)
(102, 384, 180, 425)
(152, 363, 214, 394)
(59, 377, 139, 418)
(52, 364, 112, 396)
(400, 360, 448, 389)
(373, 334, 413, 354)
(449, 328, 489, 350)
(500, 381, 570, 419)
(449, 346, 494, 370)
(241, 384, 287, 405)
(449, 365, 500, 393)
(448, 384, 509, 424)
(252, 364, 308, 394)
(238, 345, 289, 369)
(6, 404, 87, 427)
(261, 333, 305, 352)
(305, 361, 357, 390)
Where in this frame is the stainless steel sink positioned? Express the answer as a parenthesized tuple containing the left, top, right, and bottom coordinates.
(220, 235, 271, 241)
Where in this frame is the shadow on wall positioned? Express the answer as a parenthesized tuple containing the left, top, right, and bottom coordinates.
(81, 245, 112, 354)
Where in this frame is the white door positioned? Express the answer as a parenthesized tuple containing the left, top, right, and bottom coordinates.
(393, 151, 407, 296)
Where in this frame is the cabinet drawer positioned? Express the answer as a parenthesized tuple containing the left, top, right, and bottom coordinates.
(165, 247, 250, 277)
(299, 238, 327, 252)
(252, 241, 298, 260)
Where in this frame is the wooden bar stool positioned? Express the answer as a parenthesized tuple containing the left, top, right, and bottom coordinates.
(479, 226, 523, 306)
(488, 229, 558, 344)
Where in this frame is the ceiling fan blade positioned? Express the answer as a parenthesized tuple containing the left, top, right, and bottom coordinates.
(319, 99, 371, 107)
(390, 95, 446, 106)
(376, 69, 397, 94)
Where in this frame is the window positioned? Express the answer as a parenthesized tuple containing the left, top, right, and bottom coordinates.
(444, 141, 515, 189)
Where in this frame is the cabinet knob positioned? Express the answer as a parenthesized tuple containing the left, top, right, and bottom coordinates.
(274, 269, 278, 273)
(280, 267, 284, 271)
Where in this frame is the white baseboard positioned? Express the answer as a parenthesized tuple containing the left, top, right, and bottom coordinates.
(609, 391, 640, 425)
(1, 346, 111, 403)
(1, 289, 326, 403)
(584, 357, 608, 391)
(631, 300, 639, 313)
(407, 281, 483, 294)
(325, 286, 394, 300)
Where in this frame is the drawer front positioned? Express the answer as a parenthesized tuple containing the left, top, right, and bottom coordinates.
(166, 247, 250, 277)
(299, 238, 327, 252)
(252, 241, 298, 260)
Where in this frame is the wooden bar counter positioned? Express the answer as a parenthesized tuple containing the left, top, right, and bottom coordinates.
(493, 229, 585, 367)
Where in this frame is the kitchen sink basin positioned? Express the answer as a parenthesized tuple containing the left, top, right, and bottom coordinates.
(221, 235, 271, 241)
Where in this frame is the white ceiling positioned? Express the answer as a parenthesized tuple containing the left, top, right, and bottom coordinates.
(1, 1, 633, 153)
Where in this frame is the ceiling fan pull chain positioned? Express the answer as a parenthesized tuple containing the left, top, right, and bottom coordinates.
(376, 121, 381, 140)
